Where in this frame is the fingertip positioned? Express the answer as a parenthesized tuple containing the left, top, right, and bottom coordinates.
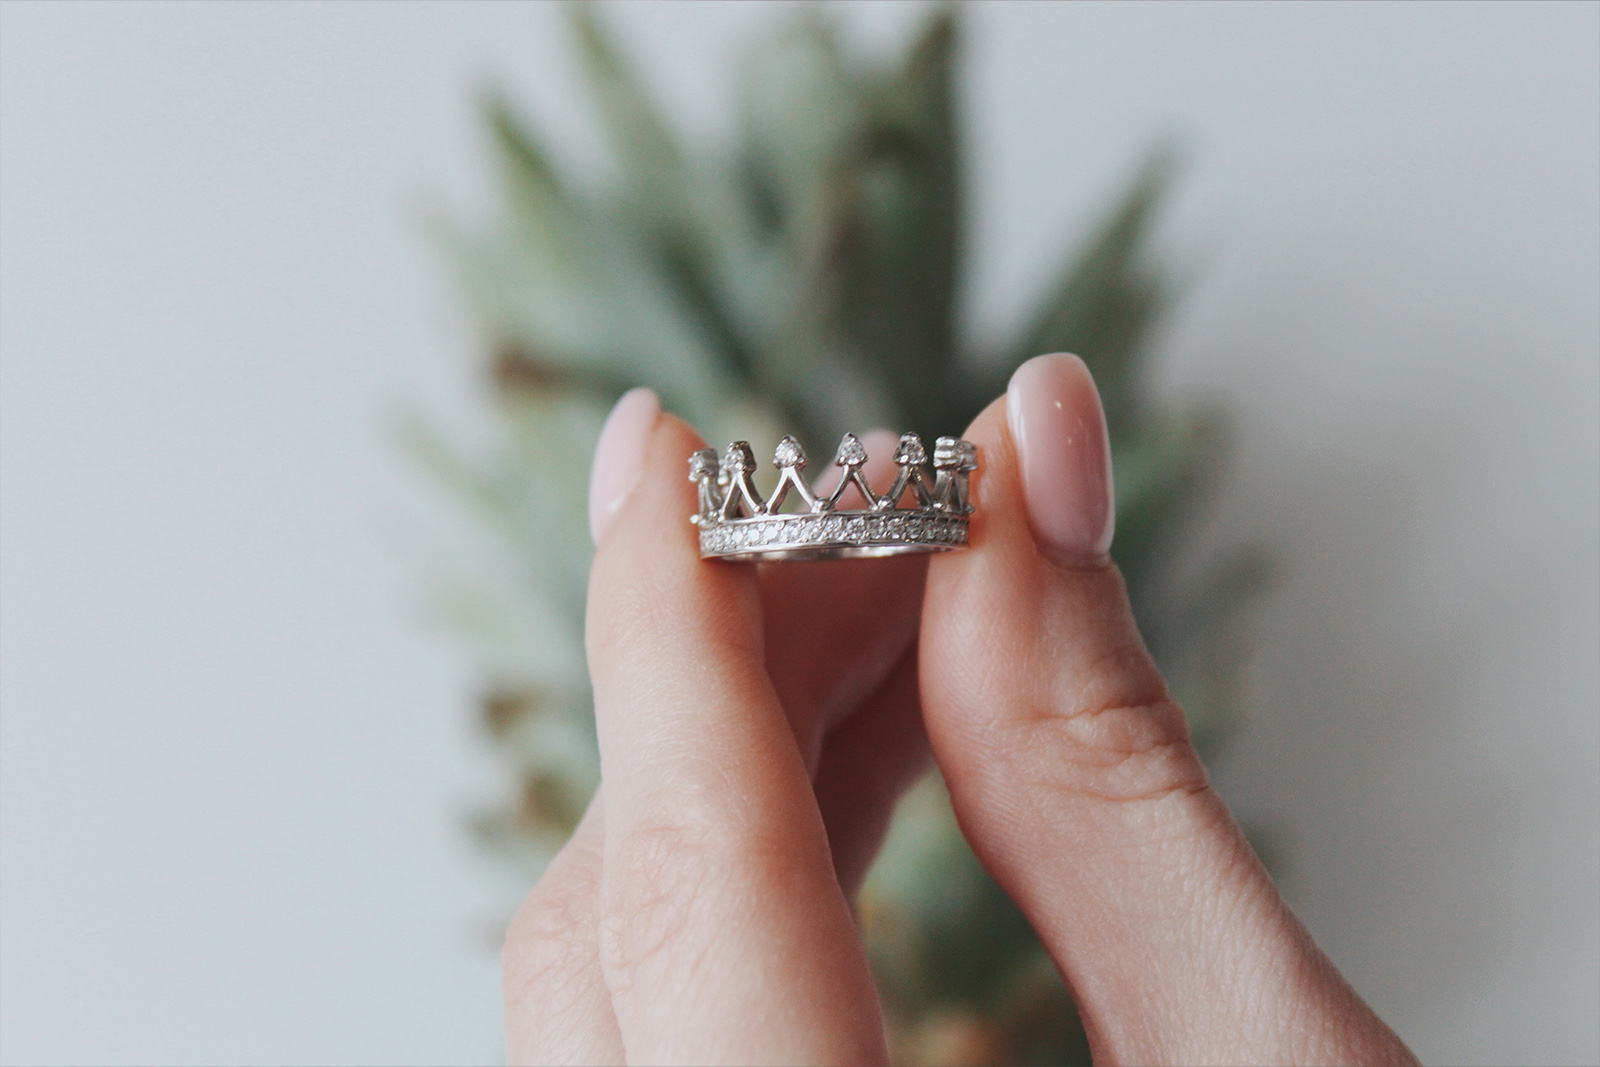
(936, 393, 1032, 566)
(589, 387, 662, 545)
(595, 409, 712, 556)
(586, 409, 761, 675)
(1005, 353, 1115, 569)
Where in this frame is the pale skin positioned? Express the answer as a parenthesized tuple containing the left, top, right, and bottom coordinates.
(503, 361, 1419, 1066)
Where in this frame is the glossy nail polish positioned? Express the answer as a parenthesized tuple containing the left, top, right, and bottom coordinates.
(588, 387, 660, 544)
(1005, 353, 1115, 568)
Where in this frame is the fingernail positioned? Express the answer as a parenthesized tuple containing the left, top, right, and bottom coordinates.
(588, 387, 660, 545)
(1006, 354, 1115, 568)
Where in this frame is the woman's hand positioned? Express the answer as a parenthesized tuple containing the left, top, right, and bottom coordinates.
(504, 395, 929, 1065)
(502, 355, 1418, 1066)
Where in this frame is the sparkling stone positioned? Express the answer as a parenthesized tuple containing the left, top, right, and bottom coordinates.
(834, 433, 868, 467)
(690, 448, 719, 480)
(892, 432, 926, 467)
(722, 441, 757, 474)
(773, 435, 807, 470)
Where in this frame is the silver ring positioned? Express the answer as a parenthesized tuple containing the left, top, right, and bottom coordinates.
(689, 432, 978, 562)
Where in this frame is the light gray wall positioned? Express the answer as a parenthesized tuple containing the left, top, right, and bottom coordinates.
(2, 2, 1595, 1064)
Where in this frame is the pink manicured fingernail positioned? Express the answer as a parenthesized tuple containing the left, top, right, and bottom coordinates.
(588, 387, 660, 545)
(1006, 354, 1115, 568)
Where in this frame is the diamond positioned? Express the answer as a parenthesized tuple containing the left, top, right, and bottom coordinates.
(834, 433, 868, 467)
(690, 448, 719, 481)
(773, 435, 807, 470)
(722, 441, 757, 474)
(892, 432, 926, 467)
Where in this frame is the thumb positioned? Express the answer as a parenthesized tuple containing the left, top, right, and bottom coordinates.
(920, 353, 1415, 1066)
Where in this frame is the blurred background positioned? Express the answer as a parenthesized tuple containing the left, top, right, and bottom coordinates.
(2, 2, 1596, 1064)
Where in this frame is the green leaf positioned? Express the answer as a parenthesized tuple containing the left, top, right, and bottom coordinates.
(737, 17, 860, 250)
(483, 91, 563, 199)
(1009, 147, 1177, 432)
(1110, 410, 1218, 575)
(572, 3, 812, 397)
(570, 3, 682, 188)
(837, 8, 965, 443)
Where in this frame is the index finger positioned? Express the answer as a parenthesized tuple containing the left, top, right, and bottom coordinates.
(586, 410, 886, 1065)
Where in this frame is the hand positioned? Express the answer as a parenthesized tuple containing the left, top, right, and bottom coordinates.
(502, 355, 1418, 1066)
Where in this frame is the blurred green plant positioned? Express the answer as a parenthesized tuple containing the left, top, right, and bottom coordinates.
(413, 6, 1270, 1064)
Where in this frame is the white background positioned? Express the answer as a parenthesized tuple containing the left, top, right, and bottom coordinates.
(2, 2, 1596, 1064)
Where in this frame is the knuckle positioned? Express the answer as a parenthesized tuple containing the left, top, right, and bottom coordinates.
(502, 863, 601, 1015)
(1018, 697, 1210, 805)
(597, 817, 713, 994)
(597, 797, 778, 995)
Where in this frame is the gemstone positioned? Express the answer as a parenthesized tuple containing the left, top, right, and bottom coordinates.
(773, 435, 807, 469)
(834, 433, 868, 467)
(690, 448, 719, 480)
(892, 432, 926, 467)
(722, 441, 757, 474)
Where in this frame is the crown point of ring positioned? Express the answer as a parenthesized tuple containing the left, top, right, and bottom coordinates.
(934, 436, 977, 471)
(893, 432, 926, 467)
(774, 435, 807, 470)
(834, 433, 868, 467)
(723, 440, 757, 473)
(689, 448, 718, 481)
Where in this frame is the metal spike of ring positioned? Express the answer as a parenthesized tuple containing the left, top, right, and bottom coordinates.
(689, 432, 978, 561)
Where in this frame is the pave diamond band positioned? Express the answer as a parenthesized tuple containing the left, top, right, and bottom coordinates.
(690, 431, 978, 562)
(698, 510, 968, 561)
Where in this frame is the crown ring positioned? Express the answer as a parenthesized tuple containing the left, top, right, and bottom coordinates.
(689, 432, 978, 561)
